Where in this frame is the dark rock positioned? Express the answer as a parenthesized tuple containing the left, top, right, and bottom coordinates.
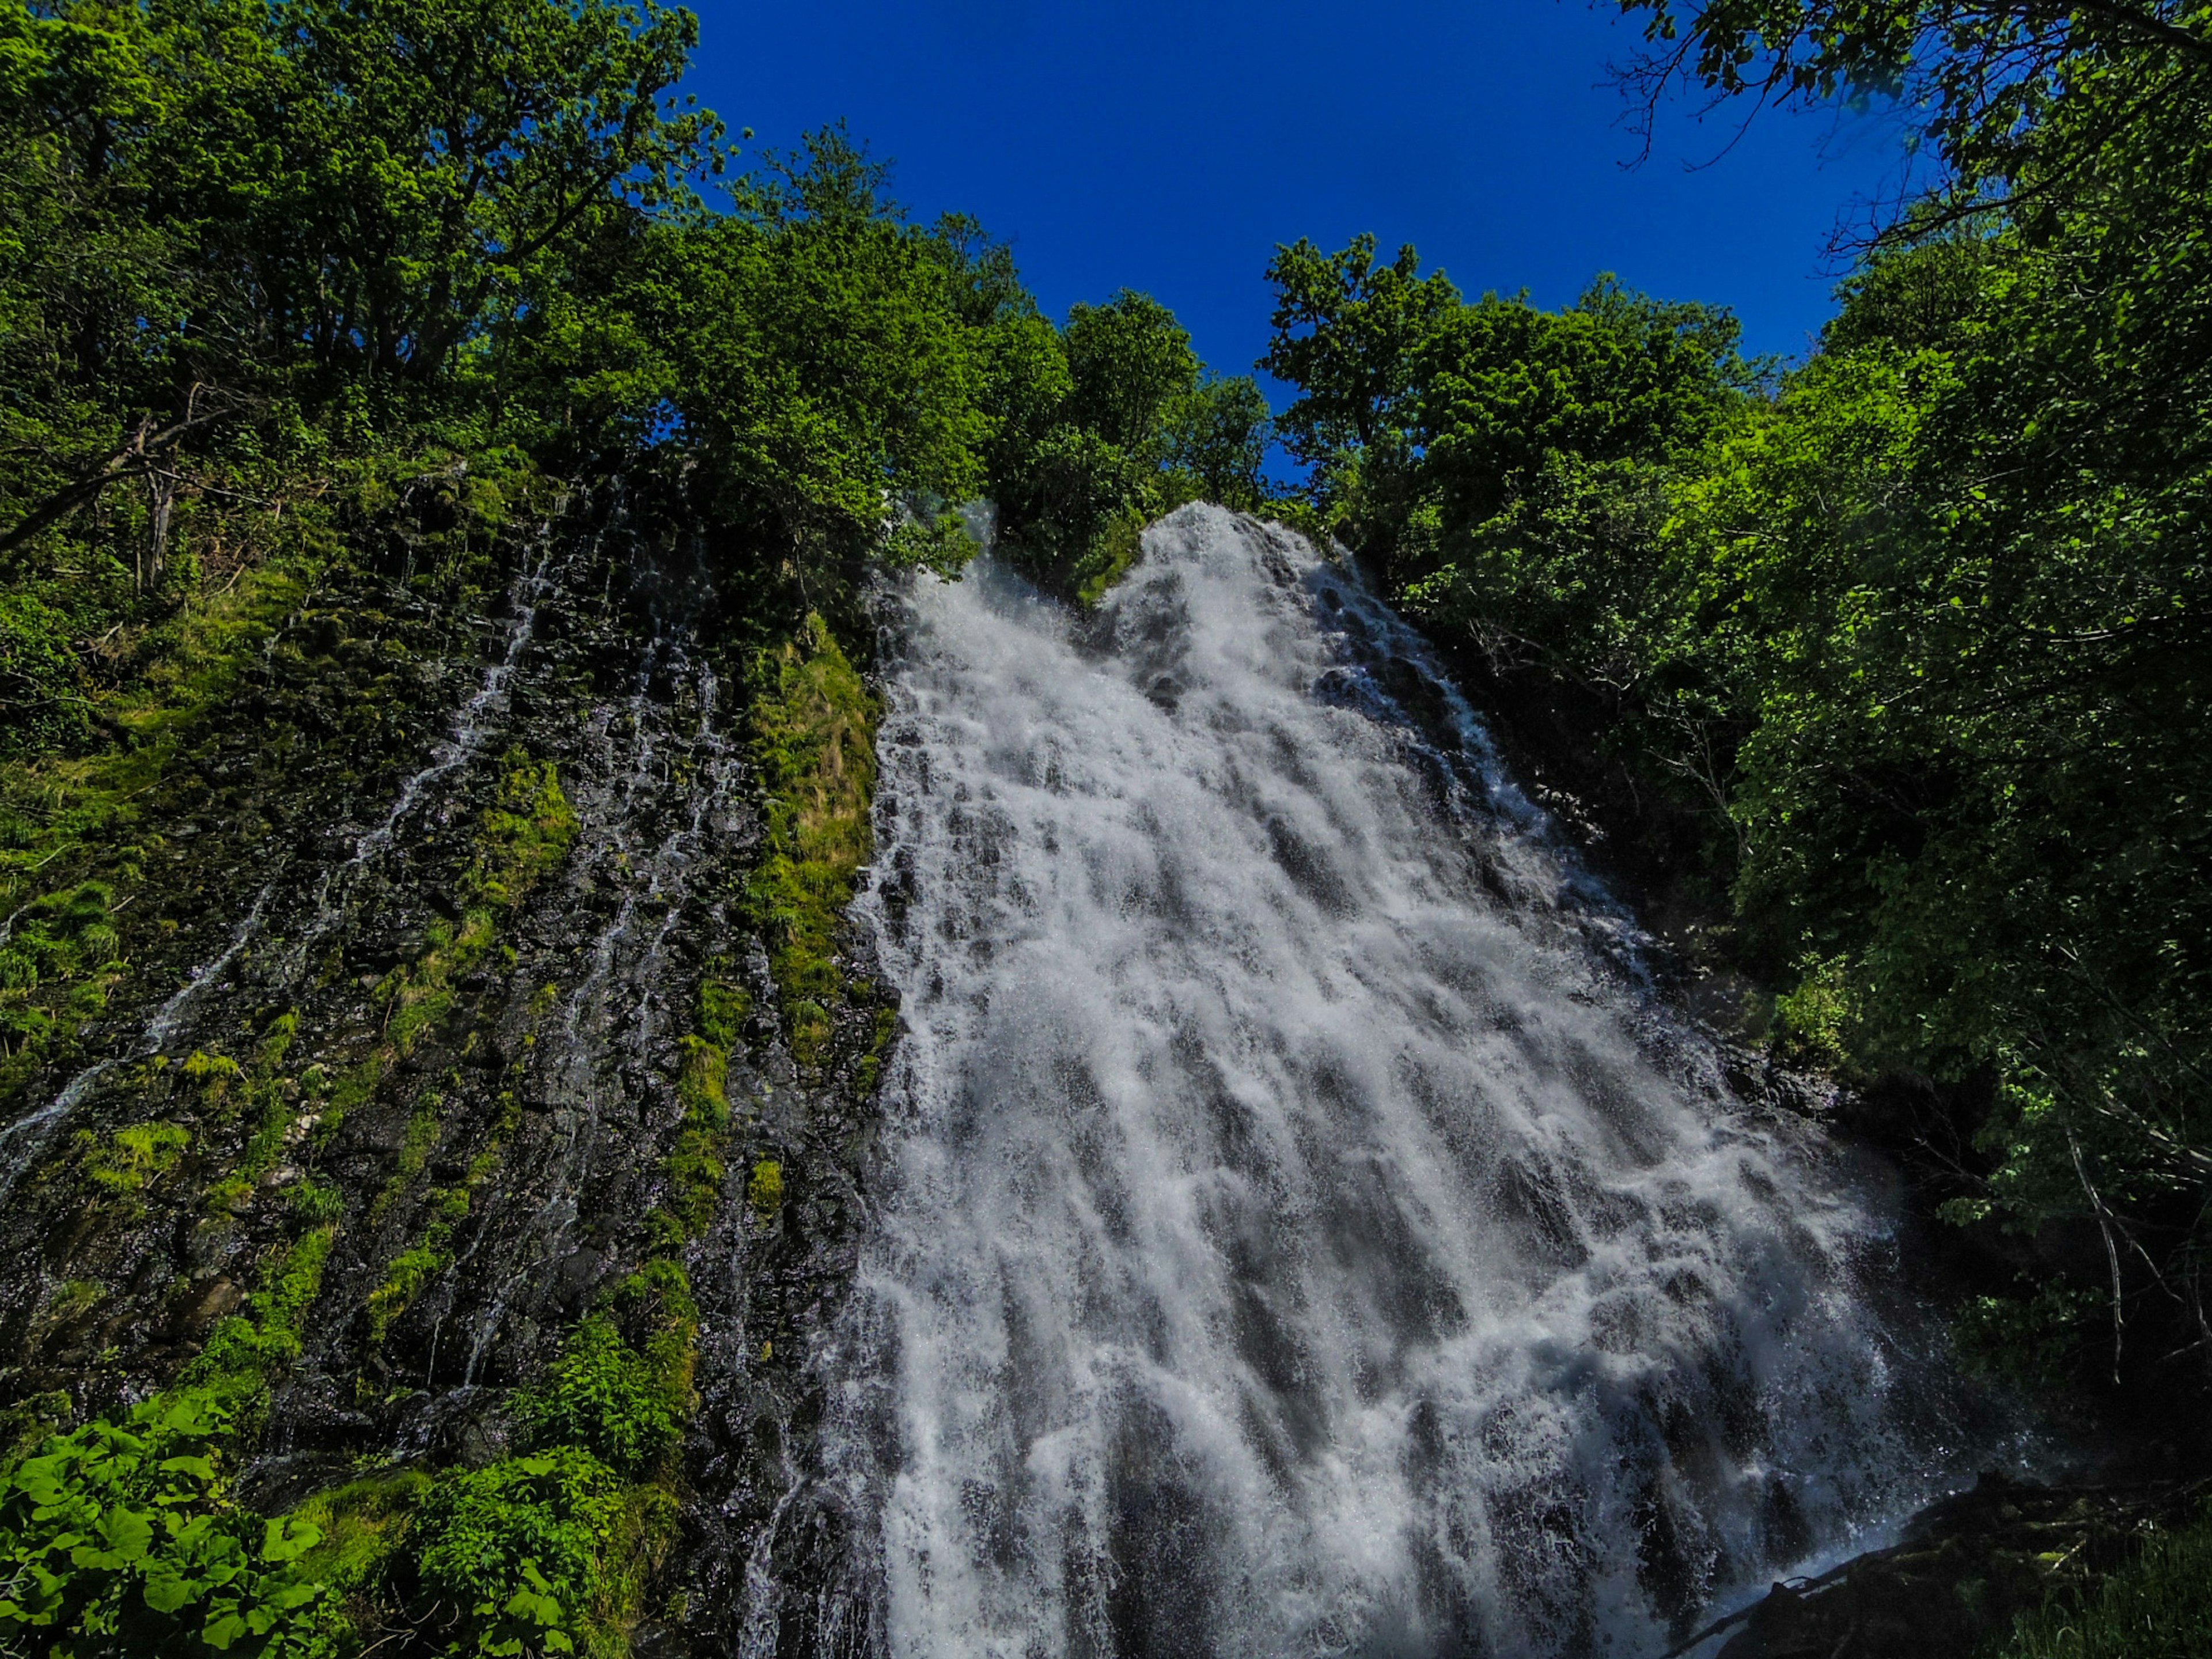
(1679, 1472, 2212, 1659)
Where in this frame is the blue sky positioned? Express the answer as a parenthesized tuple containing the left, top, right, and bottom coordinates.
(685, 1, 1911, 385)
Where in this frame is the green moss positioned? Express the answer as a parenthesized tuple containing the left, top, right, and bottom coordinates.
(745, 615, 876, 1075)
(369, 1088, 444, 1224)
(181, 1048, 243, 1107)
(746, 1158, 783, 1225)
(319, 1055, 384, 1150)
(286, 1468, 435, 1650)
(854, 1002, 897, 1099)
(77, 1121, 188, 1194)
(588, 1481, 681, 1657)
(374, 752, 577, 1057)
(651, 1036, 731, 1249)
(0, 544, 324, 1107)
(187, 1224, 338, 1394)
(698, 975, 750, 1050)
(365, 1226, 454, 1344)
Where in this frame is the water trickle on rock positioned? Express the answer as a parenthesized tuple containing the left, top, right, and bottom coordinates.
(783, 507, 1979, 1658)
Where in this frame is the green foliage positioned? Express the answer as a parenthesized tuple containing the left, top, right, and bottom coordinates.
(408, 1449, 619, 1657)
(0, 1391, 326, 1657)
(1063, 290, 1199, 453)
(0, 592, 85, 755)
(376, 753, 575, 1056)
(1770, 953, 1863, 1067)
(1952, 1281, 2103, 1393)
(187, 1226, 337, 1392)
(884, 510, 983, 578)
(1168, 373, 1274, 511)
(405, 1270, 695, 1656)
(991, 286, 1267, 593)
(1267, 61, 2212, 1381)
(79, 1120, 189, 1194)
(511, 1317, 681, 1481)
(1609, 0, 2212, 187)
(365, 1230, 454, 1346)
(745, 615, 876, 1074)
(282, 1471, 431, 1652)
(1996, 1507, 2212, 1659)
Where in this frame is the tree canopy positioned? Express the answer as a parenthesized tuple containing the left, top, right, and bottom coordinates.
(1270, 0, 2212, 1397)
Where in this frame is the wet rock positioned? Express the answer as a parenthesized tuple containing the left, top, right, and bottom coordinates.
(175, 1277, 245, 1336)
(1684, 1472, 2212, 1659)
(185, 1220, 243, 1277)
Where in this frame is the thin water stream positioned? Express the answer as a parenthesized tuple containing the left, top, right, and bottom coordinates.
(769, 507, 1991, 1658)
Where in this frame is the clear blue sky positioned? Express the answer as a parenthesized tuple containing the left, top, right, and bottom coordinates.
(685, 1, 1909, 387)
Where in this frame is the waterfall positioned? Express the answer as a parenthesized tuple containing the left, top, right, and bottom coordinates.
(786, 506, 1982, 1658)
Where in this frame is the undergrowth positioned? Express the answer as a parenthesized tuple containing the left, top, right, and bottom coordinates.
(1995, 1509, 2212, 1658)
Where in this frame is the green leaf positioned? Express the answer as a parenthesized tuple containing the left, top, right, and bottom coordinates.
(202, 1609, 248, 1650)
(97, 1504, 155, 1562)
(259, 1516, 322, 1564)
(143, 1569, 204, 1613)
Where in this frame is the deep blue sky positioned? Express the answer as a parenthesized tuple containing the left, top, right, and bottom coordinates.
(685, 1, 1910, 387)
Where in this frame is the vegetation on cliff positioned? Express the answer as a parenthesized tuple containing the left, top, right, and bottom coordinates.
(0, 1, 1257, 1654)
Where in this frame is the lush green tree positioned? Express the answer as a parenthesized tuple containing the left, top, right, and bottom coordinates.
(1263, 234, 1461, 537)
(1168, 373, 1272, 510)
(1610, 0, 2212, 180)
(631, 129, 998, 623)
(987, 284, 1259, 590)
(1267, 152, 2212, 1386)
(1060, 290, 1198, 457)
(189, 0, 719, 382)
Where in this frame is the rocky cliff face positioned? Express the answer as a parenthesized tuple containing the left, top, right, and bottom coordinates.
(0, 483, 892, 1653)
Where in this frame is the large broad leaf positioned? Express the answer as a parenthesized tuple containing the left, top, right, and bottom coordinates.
(260, 1578, 324, 1612)
(71, 1503, 154, 1569)
(258, 1516, 322, 1564)
(202, 1609, 248, 1650)
(142, 1566, 207, 1613)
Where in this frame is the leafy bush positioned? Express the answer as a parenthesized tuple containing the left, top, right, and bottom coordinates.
(408, 1449, 622, 1657)
(0, 1391, 325, 1657)
(0, 592, 86, 756)
(510, 1317, 681, 1481)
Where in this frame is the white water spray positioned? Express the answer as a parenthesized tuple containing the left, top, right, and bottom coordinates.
(801, 507, 1974, 1658)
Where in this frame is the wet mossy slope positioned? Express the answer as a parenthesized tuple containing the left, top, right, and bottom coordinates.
(0, 478, 895, 1658)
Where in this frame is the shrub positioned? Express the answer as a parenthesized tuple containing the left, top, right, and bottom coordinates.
(510, 1318, 680, 1482)
(408, 1449, 622, 1657)
(0, 1391, 325, 1657)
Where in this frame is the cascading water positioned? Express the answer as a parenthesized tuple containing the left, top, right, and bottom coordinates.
(0, 512, 573, 1200)
(782, 506, 1983, 1658)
